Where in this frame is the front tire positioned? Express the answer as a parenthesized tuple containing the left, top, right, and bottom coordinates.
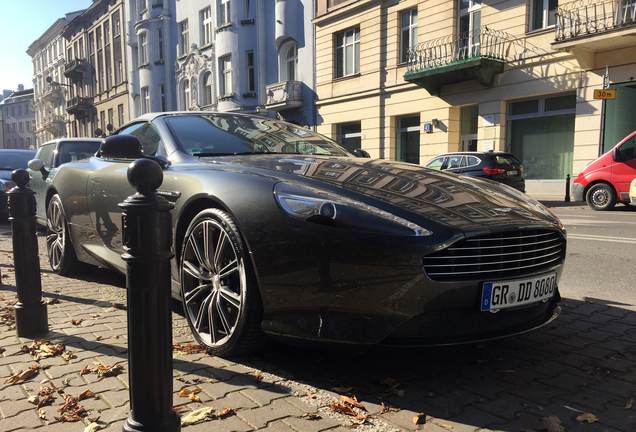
(180, 209, 265, 357)
(46, 194, 79, 275)
(586, 183, 616, 211)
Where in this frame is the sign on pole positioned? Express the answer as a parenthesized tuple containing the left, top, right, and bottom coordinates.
(593, 89, 616, 100)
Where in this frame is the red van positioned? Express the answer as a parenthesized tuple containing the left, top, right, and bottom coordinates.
(572, 130, 636, 210)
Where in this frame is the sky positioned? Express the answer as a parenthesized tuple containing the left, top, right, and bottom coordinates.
(0, 0, 93, 93)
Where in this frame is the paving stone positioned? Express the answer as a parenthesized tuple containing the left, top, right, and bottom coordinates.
(236, 398, 303, 429)
(209, 390, 259, 410)
(283, 412, 343, 432)
(242, 384, 293, 406)
(0, 408, 43, 430)
(181, 414, 253, 432)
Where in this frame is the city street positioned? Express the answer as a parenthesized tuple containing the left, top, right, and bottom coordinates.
(0, 201, 635, 431)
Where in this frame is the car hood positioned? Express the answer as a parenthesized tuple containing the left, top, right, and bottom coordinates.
(197, 155, 563, 234)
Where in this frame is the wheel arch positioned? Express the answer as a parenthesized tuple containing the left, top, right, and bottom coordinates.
(583, 179, 616, 200)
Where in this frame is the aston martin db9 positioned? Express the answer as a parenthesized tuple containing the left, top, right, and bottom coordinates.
(32, 112, 567, 357)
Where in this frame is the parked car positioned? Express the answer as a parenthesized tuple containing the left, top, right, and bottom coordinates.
(32, 112, 566, 357)
(572, 130, 636, 210)
(27, 138, 103, 226)
(424, 151, 526, 192)
(0, 149, 37, 222)
(630, 178, 636, 206)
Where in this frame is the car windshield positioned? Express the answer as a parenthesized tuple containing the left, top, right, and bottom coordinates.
(164, 114, 353, 157)
(0, 151, 36, 171)
(492, 154, 521, 166)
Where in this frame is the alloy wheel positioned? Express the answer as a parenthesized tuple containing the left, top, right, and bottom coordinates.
(46, 198, 65, 270)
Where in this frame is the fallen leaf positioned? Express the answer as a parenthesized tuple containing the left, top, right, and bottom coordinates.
(112, 335, 119, 339)
(254, 371, 263, 382)
(539, 416, 564, 432)
(538, 405, 544, 411)
(78, 390, 95, 401)
(37, 394, 54, 409)
(80, 365, 93, 376)
(625, 397, 633, 409)
(180, 406, 215, 426)
(413, 413, 426, 425)
(96, 336, 103, 341)
(174, 406, 189, 414)
(306, 393, 316, 399)
(301, 412, 322, 420)
(178, 387, 202, 397)
(84, 422, 100, 432)
(28, 395, 39, 404)
(340, 395, 365, 410)
(189, 393, 200, 402)
(97, 364, 124, 378)
(90, 314, 100, 318)
(45, 298, 60, 305)
(4, 365, 38, 385)
(439, 424, 453, 430)
(217, 407, 235, 418)
(55, 414, 83, 422)
(71, 319, 83, 325)
(38, 409, 46, 419)
(576, 413, 598, 423)
(330, 401, 365, 420)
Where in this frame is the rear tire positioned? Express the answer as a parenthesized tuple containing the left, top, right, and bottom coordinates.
(585, 183, 616, 211)
(46, 194, 79, 275)
(179, 208, 265, 358)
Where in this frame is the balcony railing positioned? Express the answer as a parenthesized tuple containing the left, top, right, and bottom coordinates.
(406, 27, 507, 72)
(63, 58, 87, 81)
(66, 97, 92, 119)
(265, 80, 303, 111)
(40, 114, 66, 135)
(555, 0, 636, 40)
(40, 85, 62, 104)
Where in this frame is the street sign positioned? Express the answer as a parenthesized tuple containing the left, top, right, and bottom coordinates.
(593, 89, 616, 99)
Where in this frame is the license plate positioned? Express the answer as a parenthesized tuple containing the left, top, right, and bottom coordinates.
(507, 170, 518, 175)
(481, 272, 557, 311)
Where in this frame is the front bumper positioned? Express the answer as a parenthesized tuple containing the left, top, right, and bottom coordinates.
(572, 182, 585, 202)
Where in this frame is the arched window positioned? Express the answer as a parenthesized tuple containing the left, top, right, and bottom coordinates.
(279, 41, 297, 82)
(183, 79, 190, 110)
(203, 72, 212, 106)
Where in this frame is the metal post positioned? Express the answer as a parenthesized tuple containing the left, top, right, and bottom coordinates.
(7, 169, 48, 338)
(565, 174, 571, 202)
(120, 157, 180, 432)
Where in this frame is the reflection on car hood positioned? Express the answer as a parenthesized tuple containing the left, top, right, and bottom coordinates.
(200, 155, 562, 232)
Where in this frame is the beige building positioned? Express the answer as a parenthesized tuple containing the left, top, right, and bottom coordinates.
(61, 0, 129, 138)
(313, 0, 636, 196)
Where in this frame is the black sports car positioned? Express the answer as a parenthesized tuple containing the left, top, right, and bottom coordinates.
(32, 112, 566, 357)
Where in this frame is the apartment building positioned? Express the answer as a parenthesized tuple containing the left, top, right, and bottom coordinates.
(61, 0, 129, 138)
(0, 88, 36, 150)
(173, 0, 316, 126)
(28, 10, 85, 146)
(313, 0, 636, 194)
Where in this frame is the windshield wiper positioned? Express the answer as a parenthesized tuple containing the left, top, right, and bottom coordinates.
(192, 151, 269, 157)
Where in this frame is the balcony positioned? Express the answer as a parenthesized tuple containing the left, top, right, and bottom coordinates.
(63, 58, 87, 82)
(404, 27, 508, 97)
(553, 0, 636, 69)
(40, 114, 66, 136)
(66, 97, 92, 120)
(40, 85, 62, 105)
(265, 81, 303, 111)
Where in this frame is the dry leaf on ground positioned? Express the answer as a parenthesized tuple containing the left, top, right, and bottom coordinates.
(4, 365, 38, 385)
(180, 406, 215, 426)
(413, 413, 426, 425)
(340, 395, 365, 410)
(97, 364, 124, 378)
(625, 397, 633, 409)
(84, 422, 101, 432)
(439, 424, 453, 429)
(576, 413, 598, 423)
(539, 416, 564, 432)
(173, 343, 206, 355)
(301, 412, 322, 420)
(178, 387, 202, 397)
(254, 371, 263, 382)
(330, 401, 366, 420)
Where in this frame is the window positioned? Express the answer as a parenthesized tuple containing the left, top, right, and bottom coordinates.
(458, 0, 481, 60)
(220, 56, 233, 96)
(245, 0, 255, 19)
(426, 156, 446, 170)
(335, 27, 360, 78)
(530, 0, 557, 31)
(400, 9, 418, 63)
(27, 138, 31, 149)
(19, 122, 23, 132)
(100, 111, 106, 134)
(337, 123, 362, 153)
(113, 11, 121, 37)
(118, 104, 125, 126)
(108, 108, 114, 130)
(219, 0, 231, 25)
(203, 72, 213, 105)
(26, 122, 30, 131)
(183, 79, 191, 110)
(396, 116, 420, 164)
(285, 44, 297, 81)
(139, 32, 148, 65)
(246, 51, 255, 92)
(152, 28, 162, 62)
(142, 87, 150, 114)
(179, 20, 189, 56)
(201, 7, 213, 46)
(159, 84, 166, 111)
(138, 0, 147, 13)
(119, 123, 163, 157)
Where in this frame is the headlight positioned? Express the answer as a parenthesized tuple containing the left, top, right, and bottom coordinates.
(0, 180, 16, 191)
(274, 182, 432, 236)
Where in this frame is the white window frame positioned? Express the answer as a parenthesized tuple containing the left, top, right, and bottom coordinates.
(139, 32, 148, 65)
(203, 71, 213, 105)
(284, 43, 297, 81)
(159, 84, 166, 111)
(335, 27, 360, 78)
(246, 51, 255, 92)
(142, 87, 150, 114)
(219, 0, 231, 26)
(183, 79, 191, 110)
(529, 0, 557, 31)
(220, 56, 233, 96)
(400, 9, 418, 64)
(157, 28, 164, 61)
(179, 20, 189, 56)
(458, 0, 481, 59)
(201, 7, 213, 46)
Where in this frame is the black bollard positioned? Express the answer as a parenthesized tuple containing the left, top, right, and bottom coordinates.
(565, 174, 571, 202)
(8, 169, 48, 338)
(120, 158, 180, 432)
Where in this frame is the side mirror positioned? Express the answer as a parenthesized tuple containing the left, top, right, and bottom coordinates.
(353, 148, 370, 158)
(612, 148, 619, 162)
(28, 159, 49, 180)
(99, 135, 144, 160)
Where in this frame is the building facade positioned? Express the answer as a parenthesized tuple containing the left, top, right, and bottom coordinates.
(0, 88, 36, 150)
(126, 0, 179, 118)
(61, 0, 130, 138)
(172, 0, 316, 126)
(28, 11, 85, 146)
(313, 0, 636, 195)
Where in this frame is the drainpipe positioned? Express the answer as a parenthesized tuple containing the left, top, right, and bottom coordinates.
(162, 7, 174, 111)
(257, 0, 267, 111)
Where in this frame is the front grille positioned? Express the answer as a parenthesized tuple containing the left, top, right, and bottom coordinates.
(423, 230, 566, 282)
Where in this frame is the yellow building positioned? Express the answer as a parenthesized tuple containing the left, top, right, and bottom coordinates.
(313, 0, 636, 196)
(61, 0, 129, 138)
